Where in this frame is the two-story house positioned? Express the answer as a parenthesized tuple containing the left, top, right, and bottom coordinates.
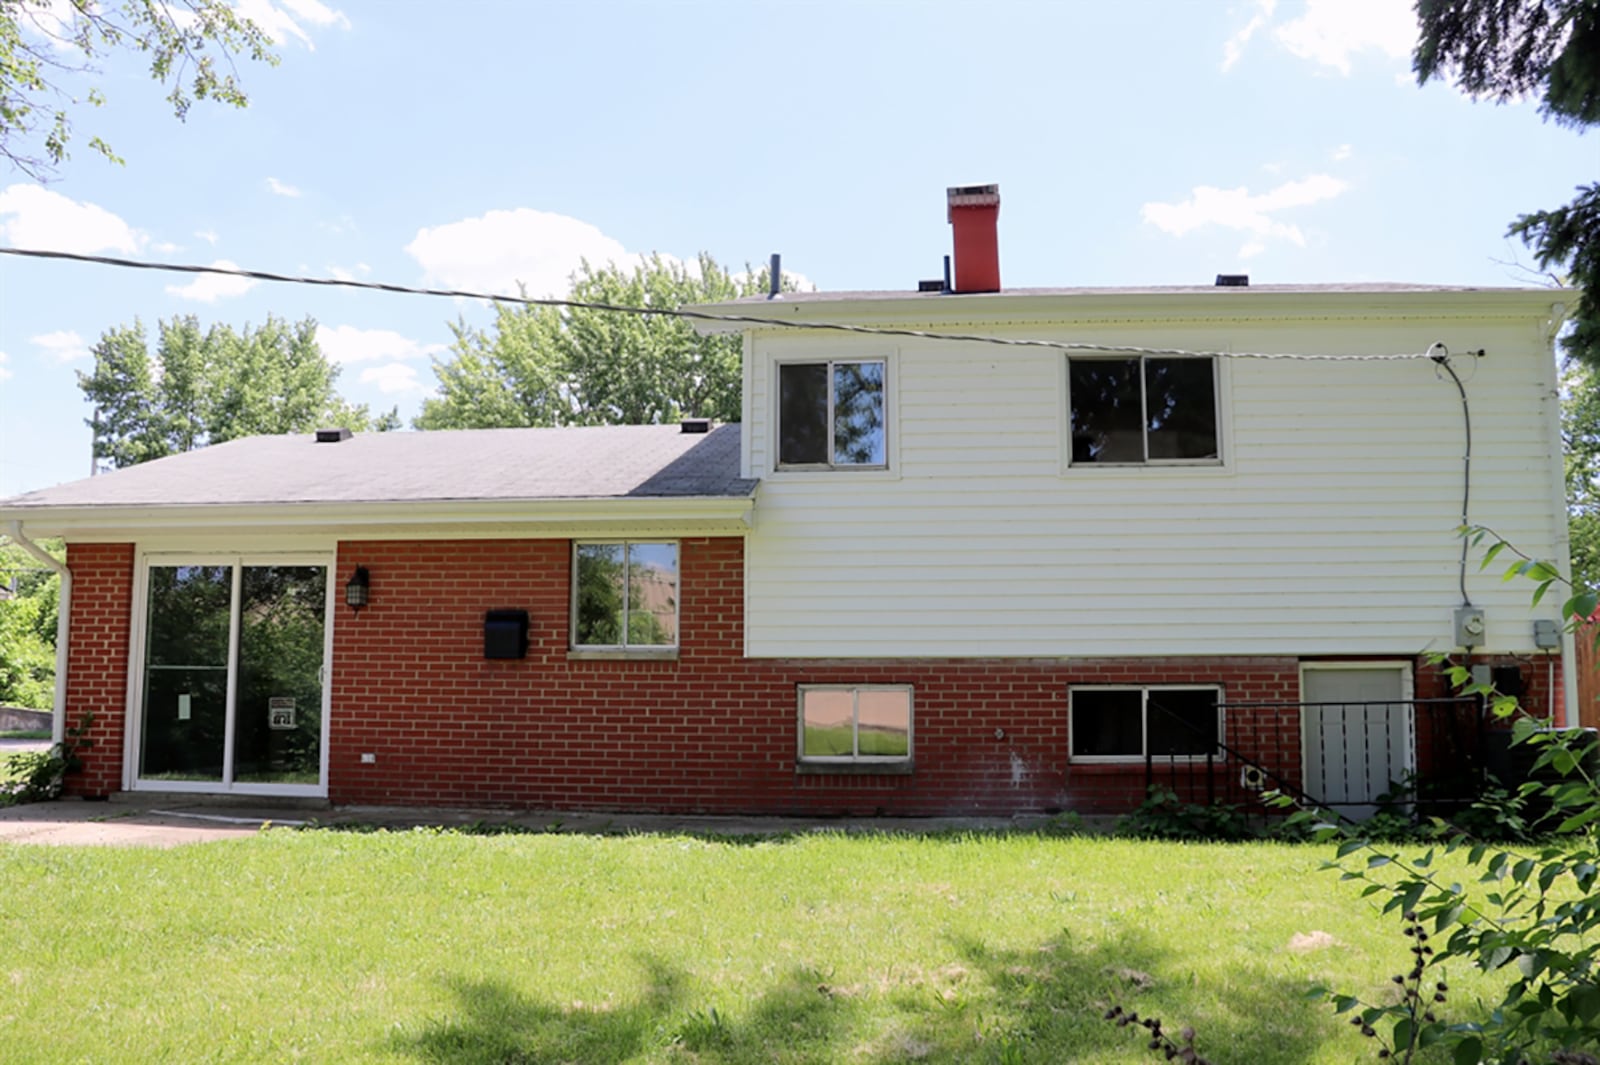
(0, 186, 1574, 816)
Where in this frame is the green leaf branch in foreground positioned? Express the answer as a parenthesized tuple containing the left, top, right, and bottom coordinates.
(1304, 527, 1600, 1064)
(0, 0, 277, 178)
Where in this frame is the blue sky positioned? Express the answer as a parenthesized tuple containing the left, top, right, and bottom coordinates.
(0, 0, 1594, 497)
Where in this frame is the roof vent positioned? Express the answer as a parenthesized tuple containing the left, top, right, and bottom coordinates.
(680, 418, 712, 435)
(1215, 273, 1249, 287)
(315, 428, 353, 443)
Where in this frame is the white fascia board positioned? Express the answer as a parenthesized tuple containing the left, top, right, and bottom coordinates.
(687, 287, 1574, 334)
(0, 494, 755, 539)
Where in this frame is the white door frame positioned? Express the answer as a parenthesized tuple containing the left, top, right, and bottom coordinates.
(1298, 660, 1415, 810)
(123, 551, 334, 798)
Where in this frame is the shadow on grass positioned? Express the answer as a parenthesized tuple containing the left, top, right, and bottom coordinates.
(391, 956, 861, 1065)
(924, 927, 1341, 1065)
(391, 929, 1342, 1065)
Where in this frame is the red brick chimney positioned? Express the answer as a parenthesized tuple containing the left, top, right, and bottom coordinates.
(947, 183, 1001, 293)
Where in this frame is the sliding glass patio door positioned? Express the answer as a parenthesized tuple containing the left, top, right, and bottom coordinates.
(136, 558, 330, 794)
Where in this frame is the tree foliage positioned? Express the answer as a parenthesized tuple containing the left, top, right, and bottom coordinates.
(78, 314, 398, 469)
(1414, 0, 1600, 364)
(416, 254, 791, 430)
(0, 0, 276, 179)
(1564, 361, 1600, 590)
(0, 538, 59, 710)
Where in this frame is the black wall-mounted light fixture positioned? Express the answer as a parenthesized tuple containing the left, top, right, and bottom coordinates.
(345, 566, 370, 613)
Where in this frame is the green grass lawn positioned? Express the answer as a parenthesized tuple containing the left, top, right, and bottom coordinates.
(0, 729, 51, 740)
(0, 830, 1493, 1063)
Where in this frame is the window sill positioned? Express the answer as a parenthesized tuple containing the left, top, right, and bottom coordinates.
(795, 760, 914, 776)
(567, 649, 679, 663)
(1070, 757, 1226, 769)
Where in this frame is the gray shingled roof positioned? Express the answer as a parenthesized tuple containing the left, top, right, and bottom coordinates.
(1, 424, 755, 510)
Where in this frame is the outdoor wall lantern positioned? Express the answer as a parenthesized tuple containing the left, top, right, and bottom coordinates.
(345, 566, 370, 613)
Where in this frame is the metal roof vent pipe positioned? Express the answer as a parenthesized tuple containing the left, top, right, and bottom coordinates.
(680, 418, 712, 434)
(315, 428, 353, 443)
(947, 184, 1001, 294)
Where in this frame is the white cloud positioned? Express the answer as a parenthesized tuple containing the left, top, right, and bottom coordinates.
(31, 330, 88, 363)
(233, 0, 349, 49)
(265, 176, 302, 198)
(196, 228, 219, 245)
(1142, 173, 1349, 255)
(316, 324, 444, 366)
(326, 263, 370, 282)
(0, 184, 142, 254)
(165, 260, 259, 302)
(359, 363, 426, 394)
(1221, 0, 1276, 72)
(405, 207, 639, 298)
(151, 240, 181, 254)
(1221, 0, 1414, 75)
(1273, 0, 1415, 75)
(0, 351, 11, 382)
(1332, 143, 1354, 161)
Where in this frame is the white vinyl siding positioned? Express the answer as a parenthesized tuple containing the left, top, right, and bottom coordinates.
(742, 316, 1565, 657)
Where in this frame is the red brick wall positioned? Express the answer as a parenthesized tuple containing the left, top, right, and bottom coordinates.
(62, 543, 134, 797)
(64, 537, 1552, 814)
(327, 538, 1305, 814)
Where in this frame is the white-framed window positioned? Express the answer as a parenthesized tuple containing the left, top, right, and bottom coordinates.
(571, 541, 679, 650)
(1069, 685, 1223, 762)
(776, 359, 888, 469)
(798, 685, 912, 763)
(1068, 355, 1220, 465)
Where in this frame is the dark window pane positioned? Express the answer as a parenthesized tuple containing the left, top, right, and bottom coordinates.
(1145, 359, 1218, 460)
(1146, 689, 1219, 756)
(779, 363, 829, 465)
(574, 544, 624, 646)
(625, 542, 677, 646)
(1070, 359, 1143, 463)
(1072, 689, 1142, 756)
(833, 361, 885, 466)
(233, 566, 326, 785)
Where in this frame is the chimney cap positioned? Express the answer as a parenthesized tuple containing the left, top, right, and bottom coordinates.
(947, 183, 1000, 216)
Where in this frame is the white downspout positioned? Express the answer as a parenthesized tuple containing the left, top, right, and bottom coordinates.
(6, 522, 69, 745)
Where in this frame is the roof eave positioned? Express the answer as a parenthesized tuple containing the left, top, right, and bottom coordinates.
(686, 286, 1577, 334)
(0, 494, 757, 540)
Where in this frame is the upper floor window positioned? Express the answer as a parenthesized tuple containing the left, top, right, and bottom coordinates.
(777, 360, 886, 469)
(572, 541, 678, 650)
(1069, 356, 1219, 465)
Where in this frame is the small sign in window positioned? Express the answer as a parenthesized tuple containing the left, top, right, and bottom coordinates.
(267, 697, 296, 730)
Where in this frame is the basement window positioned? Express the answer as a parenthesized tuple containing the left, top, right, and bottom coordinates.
(1069, 356, 1219, 464)
(1069, 686, 1222, 762)
(798, 685, 912, 765)
(777, 360, 887, 469)
(572, 541, 678, 650)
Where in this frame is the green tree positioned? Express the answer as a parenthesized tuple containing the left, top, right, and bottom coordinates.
(1565, 361, 1600, 590)
(1, 0, 276, 178)
(0, 538, 59, 710)
(1414, 0, 1599, 364)
(78, 314, 397, 469)
(417, 254, 792, 429)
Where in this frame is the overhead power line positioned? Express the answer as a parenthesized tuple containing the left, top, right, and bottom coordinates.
(0, 245, 1449, 362)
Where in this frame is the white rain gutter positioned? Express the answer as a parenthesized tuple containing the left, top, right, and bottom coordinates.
(6, 522, 68, 745)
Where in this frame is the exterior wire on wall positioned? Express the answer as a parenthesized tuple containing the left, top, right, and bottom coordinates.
(1430, 343, 1476, 607)
(2, 247, 1449, 364)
